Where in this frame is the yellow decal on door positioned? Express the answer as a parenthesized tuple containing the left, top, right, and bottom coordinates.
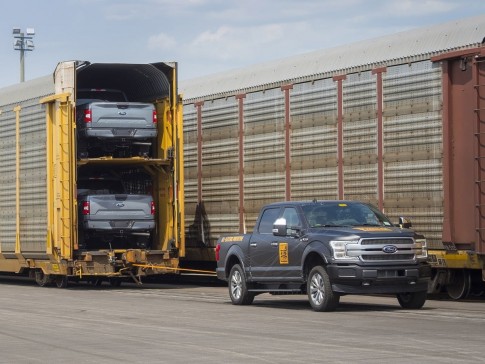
(279, 243, 289, 264)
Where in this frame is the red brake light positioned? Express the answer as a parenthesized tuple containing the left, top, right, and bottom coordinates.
(82, 201, 90, 215)
(215, 244, 221, 261)
(152, 110, 157, 124)
(151, 201, 155, 215)
(84, 109, 92, 123)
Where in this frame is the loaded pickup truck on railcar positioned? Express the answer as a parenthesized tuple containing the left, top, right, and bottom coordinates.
(216, 200, 430, 311)
(0, 60, 184, 287)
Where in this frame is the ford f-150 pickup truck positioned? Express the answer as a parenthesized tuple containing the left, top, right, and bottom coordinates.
(216, 200, 430, 311)
(77, 176, 155, 250)
(76, 89, 158, 158)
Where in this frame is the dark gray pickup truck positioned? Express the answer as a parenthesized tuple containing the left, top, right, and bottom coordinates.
(216, 200, 430, 311)
(76, 89, 157, 158)
(77, 176, 155, 250)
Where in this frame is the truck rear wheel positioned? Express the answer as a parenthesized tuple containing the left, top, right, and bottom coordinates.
(228, 264, 254, 305)
(396, 291, 427, 309)
(307, 266, 339, 312)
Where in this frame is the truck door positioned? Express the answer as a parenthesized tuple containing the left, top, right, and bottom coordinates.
(277, 207, 305, 280)
(248, 207, 282, 280)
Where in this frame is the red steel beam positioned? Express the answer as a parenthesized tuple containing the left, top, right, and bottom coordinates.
(440, 61, 453, 243)
(281, 84, 293, 201)
(333, 75, 346, 200)
(195, 101, 204, 203)
(372, 67, 387, 211)
(236, 94, 246, 233)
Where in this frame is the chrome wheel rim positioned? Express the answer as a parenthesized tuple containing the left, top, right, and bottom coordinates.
(230, 270, 242, 300)
(310, 272, 324, 306)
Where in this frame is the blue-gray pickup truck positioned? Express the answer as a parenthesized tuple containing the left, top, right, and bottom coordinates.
(216, 200, 430, 311)
(77, 176, 155, 250)
(76, 88, 157, 158)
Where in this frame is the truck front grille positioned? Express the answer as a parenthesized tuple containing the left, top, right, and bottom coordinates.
(347, 237, 418, 262)
(361, 254, 415, 261)
(360, 238, 413, 246)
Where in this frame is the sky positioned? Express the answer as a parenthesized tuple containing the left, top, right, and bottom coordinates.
(1, 0, 485, 88)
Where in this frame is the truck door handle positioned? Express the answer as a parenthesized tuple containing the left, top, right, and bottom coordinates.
(250, 243, 257, 247)
(271, 242, 278, 246)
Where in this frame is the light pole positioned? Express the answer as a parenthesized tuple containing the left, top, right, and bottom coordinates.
(13, 27, 35, 83)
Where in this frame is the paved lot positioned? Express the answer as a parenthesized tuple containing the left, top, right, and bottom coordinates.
(0, 275, 484, 363)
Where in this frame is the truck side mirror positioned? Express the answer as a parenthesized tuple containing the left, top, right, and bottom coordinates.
(273, 218, 287, 236)
(398, 217, 412, 229)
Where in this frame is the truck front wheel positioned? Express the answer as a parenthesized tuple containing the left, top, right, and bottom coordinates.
(396, 291, 427, 309)
(307, 266, 339, 312)
(228, 264, 254, 305)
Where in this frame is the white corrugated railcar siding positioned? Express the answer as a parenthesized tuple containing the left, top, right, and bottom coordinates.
(383, 61, 443, 248)
(0, 99, 48, 253)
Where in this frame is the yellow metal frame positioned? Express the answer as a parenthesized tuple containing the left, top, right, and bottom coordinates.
(152, 67, 185, 257)
(428, 249, 484, 270)
(40, 92, 76, 261)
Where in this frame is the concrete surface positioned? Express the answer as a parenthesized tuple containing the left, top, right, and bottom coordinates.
(0, 276, 483, 363)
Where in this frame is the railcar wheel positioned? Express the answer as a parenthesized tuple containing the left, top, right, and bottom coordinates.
(109, 278, 122, 287)
(228, 264, 254, 305)
(90, 278, 103, 287)
(35, 270, 53, 287)
(397, 291, 427, 309)
(307, 266, 339, 312)
(55, 276, 69, 289)
(446, 269, 471, 300)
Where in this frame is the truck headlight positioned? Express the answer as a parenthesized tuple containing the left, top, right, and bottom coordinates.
(330, 240, 359, 261)
(415, 239, 427, 260)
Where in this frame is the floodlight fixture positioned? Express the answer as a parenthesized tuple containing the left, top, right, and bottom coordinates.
(11, 27, 35, 82)
(25, 40, 35, 50)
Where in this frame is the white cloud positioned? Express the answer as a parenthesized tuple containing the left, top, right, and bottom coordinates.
(105, 3, 146, 21)
(193, 26, 233, 45)
(189, 23, 289, 62)
(148, 32, 177, 50)
(191, 23, 285, 47)
(382, 0, 459, 16)
(105, 0, 214, 21)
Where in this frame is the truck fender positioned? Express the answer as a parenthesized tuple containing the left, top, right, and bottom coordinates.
(301, 240, 332, 277)
(224, 243, 248, 279)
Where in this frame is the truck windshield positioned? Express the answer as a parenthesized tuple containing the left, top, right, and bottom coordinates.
(302, 202, 393, 228)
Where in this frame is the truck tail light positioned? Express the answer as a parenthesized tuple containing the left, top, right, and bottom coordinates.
(84, 108, 92, 123)
(82, 201, 90, 215)
(151, 201, 155, 215)
(215, 243, 221, 261)
(152, 109, 157, 124)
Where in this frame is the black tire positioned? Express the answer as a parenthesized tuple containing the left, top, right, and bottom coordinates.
(228, 264, 254, 305)
(307, 266, 340, 312)
(77, 138, 88, 159)
(397, 291, 427, 309)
